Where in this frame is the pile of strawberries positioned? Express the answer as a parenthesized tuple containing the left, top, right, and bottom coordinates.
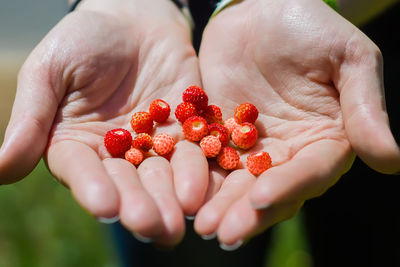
(104, 85, 271, 176)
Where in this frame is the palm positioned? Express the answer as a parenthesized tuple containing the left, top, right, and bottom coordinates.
(195, 0, 357, 246)
(48, 12, 199, 160)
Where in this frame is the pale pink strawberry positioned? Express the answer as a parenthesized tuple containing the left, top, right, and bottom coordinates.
(200, 135, 222, 158)
(153, 133, 175, 156)
(125, 147, 144, 166)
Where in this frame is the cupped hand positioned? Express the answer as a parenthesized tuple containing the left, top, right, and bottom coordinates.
(194, 0, 400, 248)
(0, 0, 209, 247)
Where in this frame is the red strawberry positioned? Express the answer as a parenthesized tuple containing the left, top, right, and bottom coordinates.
(149, 99, 170, 123)
(224, 117, 240, 136)
(175, 102, 197, 124)
(125, 147, 144, 166)
(132, 133, 153, 152)
(183, 116, 208, 142)
(246, 151, 272, 176)
(200, 135, 222, 158)
(208, 123, 230, 147)
(217, 147, 240, 170)
(153, 133, 175, 156)
(182, 85, 208, 111)
(131, 112, 154, 134)
(231, 122, 258, 150)
(203, 105, 223, 124)
(104, 128, 133, 157)
(234, 103, 259, 124)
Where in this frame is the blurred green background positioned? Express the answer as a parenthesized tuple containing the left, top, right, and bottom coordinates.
(0, 1, 311, 266)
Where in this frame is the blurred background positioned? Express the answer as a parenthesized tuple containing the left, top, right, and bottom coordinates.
(1, 1, 399, 267)
(0, 1, 310, 267)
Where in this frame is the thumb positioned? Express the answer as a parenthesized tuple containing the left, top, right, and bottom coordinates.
(0, 51, 63, 184)
(338, 37, 400, 174)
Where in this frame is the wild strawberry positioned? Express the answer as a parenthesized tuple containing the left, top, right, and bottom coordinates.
(217, 147, 240, 170)
(160, 150, 173, 161)
(125, 147, 144, 166)
(231, 122, 258, 150)
(182, 85, 208, 111)
(200, 135, 222, 158)
(234, 103, 259, 124)
(246, 151, 272, 176)
(131, 112, 154, 134)
(183, 116, 208, 142)
(132, 133, 153, 152)
(153, 133, 175, 156)
(203, 105, 223, 124)
(104, 128, 132, 157)
(208, 123, 230, 147)
(175, 102, 197, 123)
(224, 117, 240, 136)
(149, 99, 170, 123)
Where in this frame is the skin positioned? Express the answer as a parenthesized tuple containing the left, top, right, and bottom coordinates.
(194, 0, 400, 248)
(0, 0, 399, 251)
(0, 0, 209, 247)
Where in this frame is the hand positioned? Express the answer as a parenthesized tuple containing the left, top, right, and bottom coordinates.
(194, 0, 400, 248)
(0, 0, 209, 247)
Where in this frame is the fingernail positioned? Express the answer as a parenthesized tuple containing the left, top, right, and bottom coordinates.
(251, 202, 272, 210)
(133, 233, 153, 243)
(185, 215, 195, 220)
(201, 232, 217, 240)
(97, 215, 119, 224)
(219, 240, 243, 251)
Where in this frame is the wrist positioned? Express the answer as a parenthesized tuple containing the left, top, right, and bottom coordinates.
(75, 0, 192, 31)
(210, 0, 338, 19)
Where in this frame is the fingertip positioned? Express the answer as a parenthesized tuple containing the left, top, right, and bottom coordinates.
(219, 240, 243, 251)
(119, 190, 164, 239)
(347, 116, 400, 174)
(171, 141, 209, 215)
(193, 206, 220, 236)
(97, 215, 120, 224)
(72, 177, 120, 218)
(103, 158, 164, 239)
(217, 200, 249, 246)
(154, 211, 186, 248)
(0, 122, 46, 184)
(137, 156, 186, 247)
(358, 139, 400, 174)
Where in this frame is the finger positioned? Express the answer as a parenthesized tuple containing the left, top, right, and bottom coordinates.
(194, 169, 255, 238)
(202, 161, 227, 204)
(170, 140, 209, 216)
(137, 156, 185, 247)
(103, 158, 163, 240)
(338, 39, 400, 174)
(217, 194, 301, 249)
(0, 57, 63, 183)
(249, 139, 352, 209)
(47, 140, 119, 218)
